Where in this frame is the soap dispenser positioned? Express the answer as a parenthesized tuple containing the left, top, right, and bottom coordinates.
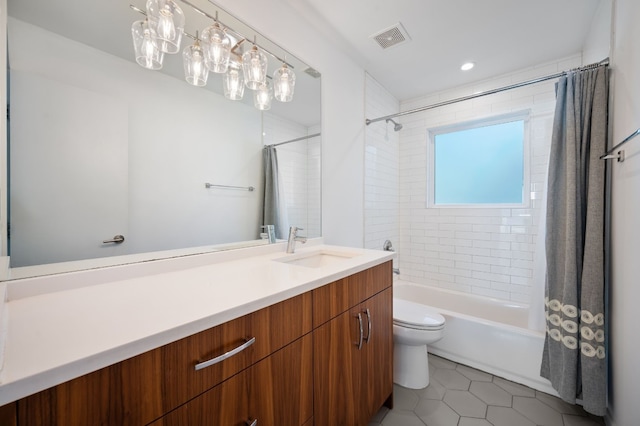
(261, 225, 276, 243)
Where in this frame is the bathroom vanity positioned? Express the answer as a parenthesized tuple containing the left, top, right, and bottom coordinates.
(0, 243, 393, 425)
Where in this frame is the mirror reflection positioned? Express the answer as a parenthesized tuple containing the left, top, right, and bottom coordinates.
(5, 0, 321, 276)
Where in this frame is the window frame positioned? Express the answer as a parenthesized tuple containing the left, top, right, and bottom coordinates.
(426, 110, 531, 209)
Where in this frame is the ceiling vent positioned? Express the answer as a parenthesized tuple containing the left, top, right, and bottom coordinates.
(370, 23, 411, 50)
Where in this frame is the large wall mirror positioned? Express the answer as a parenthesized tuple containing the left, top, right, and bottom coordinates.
(4, 0, 321, 279)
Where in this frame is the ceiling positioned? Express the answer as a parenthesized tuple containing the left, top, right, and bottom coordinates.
(299, 0, 604, 101)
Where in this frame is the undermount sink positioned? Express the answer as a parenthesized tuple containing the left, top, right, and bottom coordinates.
(274, 249, 360, 268)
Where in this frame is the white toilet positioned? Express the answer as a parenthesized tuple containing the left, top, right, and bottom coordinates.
(393, 298, 446, 389)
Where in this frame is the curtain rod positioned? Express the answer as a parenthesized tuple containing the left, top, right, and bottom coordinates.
(265, 133, 321, 148)
(365, 58, 610, 125)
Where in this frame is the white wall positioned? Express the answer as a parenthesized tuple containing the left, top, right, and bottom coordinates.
(395, 55, 581, 304)
(364, 73, 400, 261)
(583, 0, 612, 64)
(215, 0, 366, 248)
(606, 0, 640, 424)
(9, 19, 264, 262)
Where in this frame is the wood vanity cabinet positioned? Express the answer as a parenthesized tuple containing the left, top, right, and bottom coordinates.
(16, 292, 313, 426)
(6, 260, 393, 426)
(313, 262, 393, 426)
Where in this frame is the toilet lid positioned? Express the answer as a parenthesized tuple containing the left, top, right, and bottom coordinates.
(393, 298, 445, 329)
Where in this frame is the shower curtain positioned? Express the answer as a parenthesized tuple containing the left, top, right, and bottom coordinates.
(541, 66, 608, 416)
(262, 146, 289, 239)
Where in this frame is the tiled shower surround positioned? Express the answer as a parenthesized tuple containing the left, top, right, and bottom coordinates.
(365, 54, 583, 305)
(263, 114, 321, 237)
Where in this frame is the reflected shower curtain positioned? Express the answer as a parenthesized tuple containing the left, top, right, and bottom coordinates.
(541, 66, 608, 416)
(262, 146, 289, 239)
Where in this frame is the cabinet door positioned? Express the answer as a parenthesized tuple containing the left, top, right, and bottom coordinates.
(18, 349, 164, 426)
(360, 288, 394, 420)
(312, 261, 393, 328)
(250, 334, 313, 425)
(313, 306, 363, 426)
(0, 402, 17, 426)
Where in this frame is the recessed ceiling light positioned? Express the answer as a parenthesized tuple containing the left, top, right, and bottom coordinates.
(461, 62, 475, 71)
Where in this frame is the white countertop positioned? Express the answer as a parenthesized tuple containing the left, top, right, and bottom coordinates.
(0, 242, 393, 406)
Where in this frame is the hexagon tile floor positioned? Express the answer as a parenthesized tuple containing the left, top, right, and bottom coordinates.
(369, 355, 605, 426)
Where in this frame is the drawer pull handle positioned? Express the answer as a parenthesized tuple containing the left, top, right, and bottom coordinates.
(246, 419, 257, 426)
(364, 308, 372, 343)
(194, 337, 256, 371)
(356, 313, 364, 350)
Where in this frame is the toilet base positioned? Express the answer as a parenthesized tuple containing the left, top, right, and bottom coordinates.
(393, 343, 430, 389)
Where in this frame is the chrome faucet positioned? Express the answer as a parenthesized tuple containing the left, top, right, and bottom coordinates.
(286, 226, 307, 253)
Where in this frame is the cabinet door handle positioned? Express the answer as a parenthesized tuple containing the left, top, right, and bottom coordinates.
(246, 419, 257, 426)
(355, 313, 364, 350)
(364, 308, 372, 343)
(194, 337, 256, 371)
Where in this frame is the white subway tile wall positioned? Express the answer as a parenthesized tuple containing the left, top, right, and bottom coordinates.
(307, 124, 322, 238)
(364, 74, 400, 259)
(365, 54, 583, 303)
(263, 113, 321, 237)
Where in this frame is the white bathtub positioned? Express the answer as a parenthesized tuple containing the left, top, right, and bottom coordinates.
(394, 281, 557, 396)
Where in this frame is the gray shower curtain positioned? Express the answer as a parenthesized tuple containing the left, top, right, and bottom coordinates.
(262, 146, 288, 239)
(541, 66, 608, 416)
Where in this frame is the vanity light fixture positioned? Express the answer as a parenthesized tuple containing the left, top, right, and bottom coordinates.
(129, 1, 296, 108)
(242, 38, 268, 90)
(183, 31, 209, 86)
(131, 18, 164, 70)
(223, 64, 245, 100)
(146, 0, 185, 54)
(254, 80, 272, 110)
(201, 13, 231, 73)
(273, 61, 295, 102)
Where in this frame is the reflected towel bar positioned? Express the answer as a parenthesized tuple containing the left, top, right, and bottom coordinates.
(205, 183, 255, 191)
(600, 128, 640, 162)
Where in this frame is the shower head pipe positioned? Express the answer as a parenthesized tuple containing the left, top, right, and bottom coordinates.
(386, 118, 403, 131)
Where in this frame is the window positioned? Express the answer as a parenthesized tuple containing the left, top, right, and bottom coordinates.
(428, 112, 529, 207)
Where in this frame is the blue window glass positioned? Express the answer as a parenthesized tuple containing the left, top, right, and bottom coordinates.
(434, 120, 524, 205)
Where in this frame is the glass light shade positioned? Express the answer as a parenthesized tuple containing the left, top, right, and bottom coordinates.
(223, 66, 245, 100)
(146, 0, 185, 54)
(254, 80, 272, 110)
(242, 45, 268, 90)
(273, 63, 296, 102)
(201, 23, 231, 73)
(183, 41, 208, 86)
(131, 20, 163, 70)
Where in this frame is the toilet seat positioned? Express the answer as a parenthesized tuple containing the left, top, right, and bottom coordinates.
(393, 299, 445, 331)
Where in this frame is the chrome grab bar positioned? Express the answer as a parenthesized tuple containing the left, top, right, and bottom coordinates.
(194, 337, 256, 371)
(356, 313, 364, 350)
(205, 183, 255, 192)
(364, 309, 372, 343)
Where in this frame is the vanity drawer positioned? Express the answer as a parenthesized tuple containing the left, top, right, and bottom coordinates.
(312, 261, 392, 327)
(17, 292, 312, 426)
(161, 291, 313, 409)
(149, 333, 313, 426)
